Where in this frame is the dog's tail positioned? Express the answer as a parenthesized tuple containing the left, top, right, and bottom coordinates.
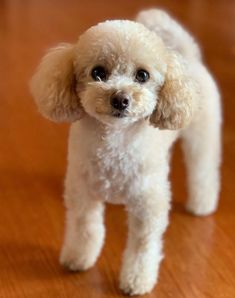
(136, 9, 202, 62)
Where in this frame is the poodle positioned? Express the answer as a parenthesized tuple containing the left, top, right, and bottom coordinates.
(30, 9, 221, 296)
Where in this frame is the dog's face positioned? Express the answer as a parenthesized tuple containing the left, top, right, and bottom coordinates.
(74, 21, 166, 126)
(30, 20, 197, 129)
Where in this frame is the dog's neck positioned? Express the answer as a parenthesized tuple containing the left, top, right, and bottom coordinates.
(80, 114, 150, 145)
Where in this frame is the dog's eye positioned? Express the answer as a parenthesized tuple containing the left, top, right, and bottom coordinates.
(135, 69, 150, 83)
(91, 66, 107, 81)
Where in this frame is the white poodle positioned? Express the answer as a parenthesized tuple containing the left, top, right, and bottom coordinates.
(30, 9, 221, 296)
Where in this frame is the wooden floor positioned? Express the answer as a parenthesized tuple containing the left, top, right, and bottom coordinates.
(0, 0, 235, 297)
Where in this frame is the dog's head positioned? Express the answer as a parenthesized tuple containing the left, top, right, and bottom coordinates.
(30, 20, 197, 129)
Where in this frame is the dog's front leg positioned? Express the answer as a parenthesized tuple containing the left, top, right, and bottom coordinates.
(60, 198, 105, 272)
(120, 190, 170, 295)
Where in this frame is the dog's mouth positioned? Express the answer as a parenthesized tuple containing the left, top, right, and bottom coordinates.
(111, 111, 127, 118)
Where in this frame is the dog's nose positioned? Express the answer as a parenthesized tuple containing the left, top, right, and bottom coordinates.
(110, 93, 130, 111)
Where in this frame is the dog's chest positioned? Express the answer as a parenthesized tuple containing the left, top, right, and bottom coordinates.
(86, 132, 142, 203)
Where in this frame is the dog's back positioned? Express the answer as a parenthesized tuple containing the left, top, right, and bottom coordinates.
(136, 9, 201, 63)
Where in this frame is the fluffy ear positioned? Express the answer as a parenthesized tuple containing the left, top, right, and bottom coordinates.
(30, 43, 84, 122)
(150, 52, 198, 129)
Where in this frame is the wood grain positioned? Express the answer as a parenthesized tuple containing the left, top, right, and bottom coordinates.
(0, 0, 234, 297)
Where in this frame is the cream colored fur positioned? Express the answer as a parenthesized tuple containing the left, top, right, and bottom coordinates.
(30, 9, 222, 296)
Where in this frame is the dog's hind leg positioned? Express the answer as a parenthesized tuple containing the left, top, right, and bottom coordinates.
(181, 79, 222, 216)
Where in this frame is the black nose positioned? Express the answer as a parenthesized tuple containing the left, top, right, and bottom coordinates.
(110, 93, 130, 111)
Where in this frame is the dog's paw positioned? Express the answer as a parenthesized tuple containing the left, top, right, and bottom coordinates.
(186, 198, 218, 216)
(119, 256, 158, 296)
(120, 269, 156, 296)
(59, 246, 96, 272)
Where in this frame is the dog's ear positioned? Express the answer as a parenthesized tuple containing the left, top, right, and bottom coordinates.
(30, 43, 84, 122)
(150, 52, 197, 130)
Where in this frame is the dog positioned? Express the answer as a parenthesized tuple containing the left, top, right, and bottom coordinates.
(30, 9, 221, 296)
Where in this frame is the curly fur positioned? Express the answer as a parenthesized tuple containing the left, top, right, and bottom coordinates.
(30, 9, 222, 296)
